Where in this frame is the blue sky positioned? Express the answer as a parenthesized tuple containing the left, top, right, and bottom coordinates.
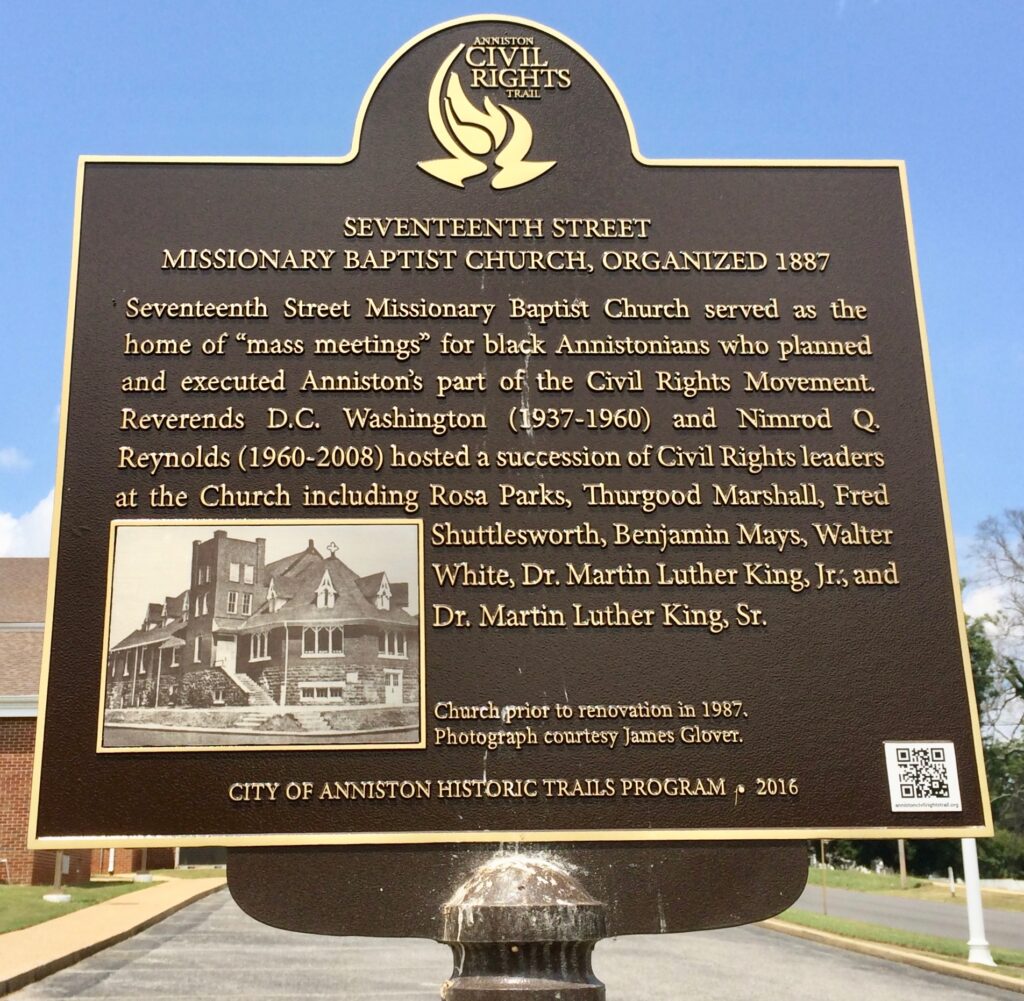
(1, 1, 1020, 597)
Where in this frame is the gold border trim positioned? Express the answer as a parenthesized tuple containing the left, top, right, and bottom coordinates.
(30, 825, 994, 851)
(898, 164, 994, 833)
(29, 14, 992, 847)
(29, 155, 85, 852)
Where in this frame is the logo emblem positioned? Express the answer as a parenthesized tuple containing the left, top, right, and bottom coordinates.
(418, 45, 556, 190)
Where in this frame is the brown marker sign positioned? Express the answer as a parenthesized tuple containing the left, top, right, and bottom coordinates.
(31, 16, 991, 847)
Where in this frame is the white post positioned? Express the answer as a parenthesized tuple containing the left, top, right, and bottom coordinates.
(43, 851, 71, 903)
(281, 624, 290, 706)
(820, 839, 828, 915)
(961, 838, 995, 966)
(135, 846, 152, 883)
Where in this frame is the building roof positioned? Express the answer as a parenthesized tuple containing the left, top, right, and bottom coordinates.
(264, 576, 298, 602)
(241, 549, 415, 632)
(0, 630, 44, 696)
(110, 619, 186, 653)
(164, 591, 188, 618)
(109, 536, 416, 649)
(0, 558, 48, 697)
(357, 571, 386, 601)
(264, 541, 324, 582)
(238, 605, 415, 632)
(0, 557, 48, 623)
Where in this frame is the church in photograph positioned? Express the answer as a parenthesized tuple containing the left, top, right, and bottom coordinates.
(104, 530, 419, 712)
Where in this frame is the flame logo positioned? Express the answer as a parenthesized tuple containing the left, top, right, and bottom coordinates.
(418, 45, 556, 190)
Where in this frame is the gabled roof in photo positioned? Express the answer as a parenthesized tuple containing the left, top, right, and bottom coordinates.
(244, 543, 415, 632)
(264, 542, 324, 582)
(164, 591, 188, 619)
(357, 571, 386, 600)
(107, 537, 417, 645)
(0, 558, 48, 697)
(110, 619, 186, 653)
(111, 589, 190, 652)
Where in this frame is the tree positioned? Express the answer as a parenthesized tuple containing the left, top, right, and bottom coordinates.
(965, 608, 999, 710)
(973, 511, 1024, 841)
(974, 510, 1024, 720)
(984, 737, 1024, 834)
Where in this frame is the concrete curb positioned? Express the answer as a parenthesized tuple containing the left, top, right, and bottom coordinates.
(762, 917, 1024, 995)
(0, 879, 226, 997)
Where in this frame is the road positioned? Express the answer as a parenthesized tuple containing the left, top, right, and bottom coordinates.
(796, 884, 1024, 950)
(9, 889, 1020, 1000)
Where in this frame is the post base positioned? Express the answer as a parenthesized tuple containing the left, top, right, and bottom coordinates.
(443, 978, 601, 1000)
(440, 855, 606, 1000)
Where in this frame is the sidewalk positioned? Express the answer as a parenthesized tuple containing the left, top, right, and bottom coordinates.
(0, 876, 225, 997)
(763, 918, 1024, 995)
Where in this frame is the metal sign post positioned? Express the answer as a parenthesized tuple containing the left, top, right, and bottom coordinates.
(440, 855, 606, 999)
(43, 851, 71, 904)
(962, 839, 995, 966)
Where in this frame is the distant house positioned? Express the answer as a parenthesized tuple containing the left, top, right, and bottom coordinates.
(105, 531, 419, 711)
(0, 559, 94, 884)
(1, 558, 178, 884)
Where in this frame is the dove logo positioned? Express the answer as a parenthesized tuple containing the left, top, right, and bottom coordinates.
(417, 45, 556, 190)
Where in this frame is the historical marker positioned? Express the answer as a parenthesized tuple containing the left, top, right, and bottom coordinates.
(31, 16, 991, 849)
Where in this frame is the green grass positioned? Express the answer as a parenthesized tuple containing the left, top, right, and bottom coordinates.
(0, 880, 149, 935)
(806, 867, 926, 892)
(806, 867, 1024, 912)
(151, 867, 225, 880)
(779, 907, 1024, 977)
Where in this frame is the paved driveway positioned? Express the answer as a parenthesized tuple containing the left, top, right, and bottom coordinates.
(796, 884, 1023, 949)
(10, 890, 1021, 1000)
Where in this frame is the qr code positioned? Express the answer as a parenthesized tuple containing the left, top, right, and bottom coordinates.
(894, 746, 949, 800)
(884, 741, 961, 812)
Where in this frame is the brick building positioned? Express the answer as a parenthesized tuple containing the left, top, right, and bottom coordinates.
(104, 530, 419, 713)
(0, 558, 177, 884)
(0, 558, 91, 885)
(90, 846, 175, 876)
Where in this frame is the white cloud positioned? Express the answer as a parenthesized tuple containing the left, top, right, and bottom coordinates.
(956, 535, 996, 611)
(0, 447, 30, 470)
(0, 489, 53, 556)
(963, 581, 1011, 621)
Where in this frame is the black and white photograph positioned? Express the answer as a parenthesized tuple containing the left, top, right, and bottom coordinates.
(99, 521, 423, 750)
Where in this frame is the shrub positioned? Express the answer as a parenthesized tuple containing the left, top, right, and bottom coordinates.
(978, 828, 1024, 879)
(257, 713, 303, 732)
